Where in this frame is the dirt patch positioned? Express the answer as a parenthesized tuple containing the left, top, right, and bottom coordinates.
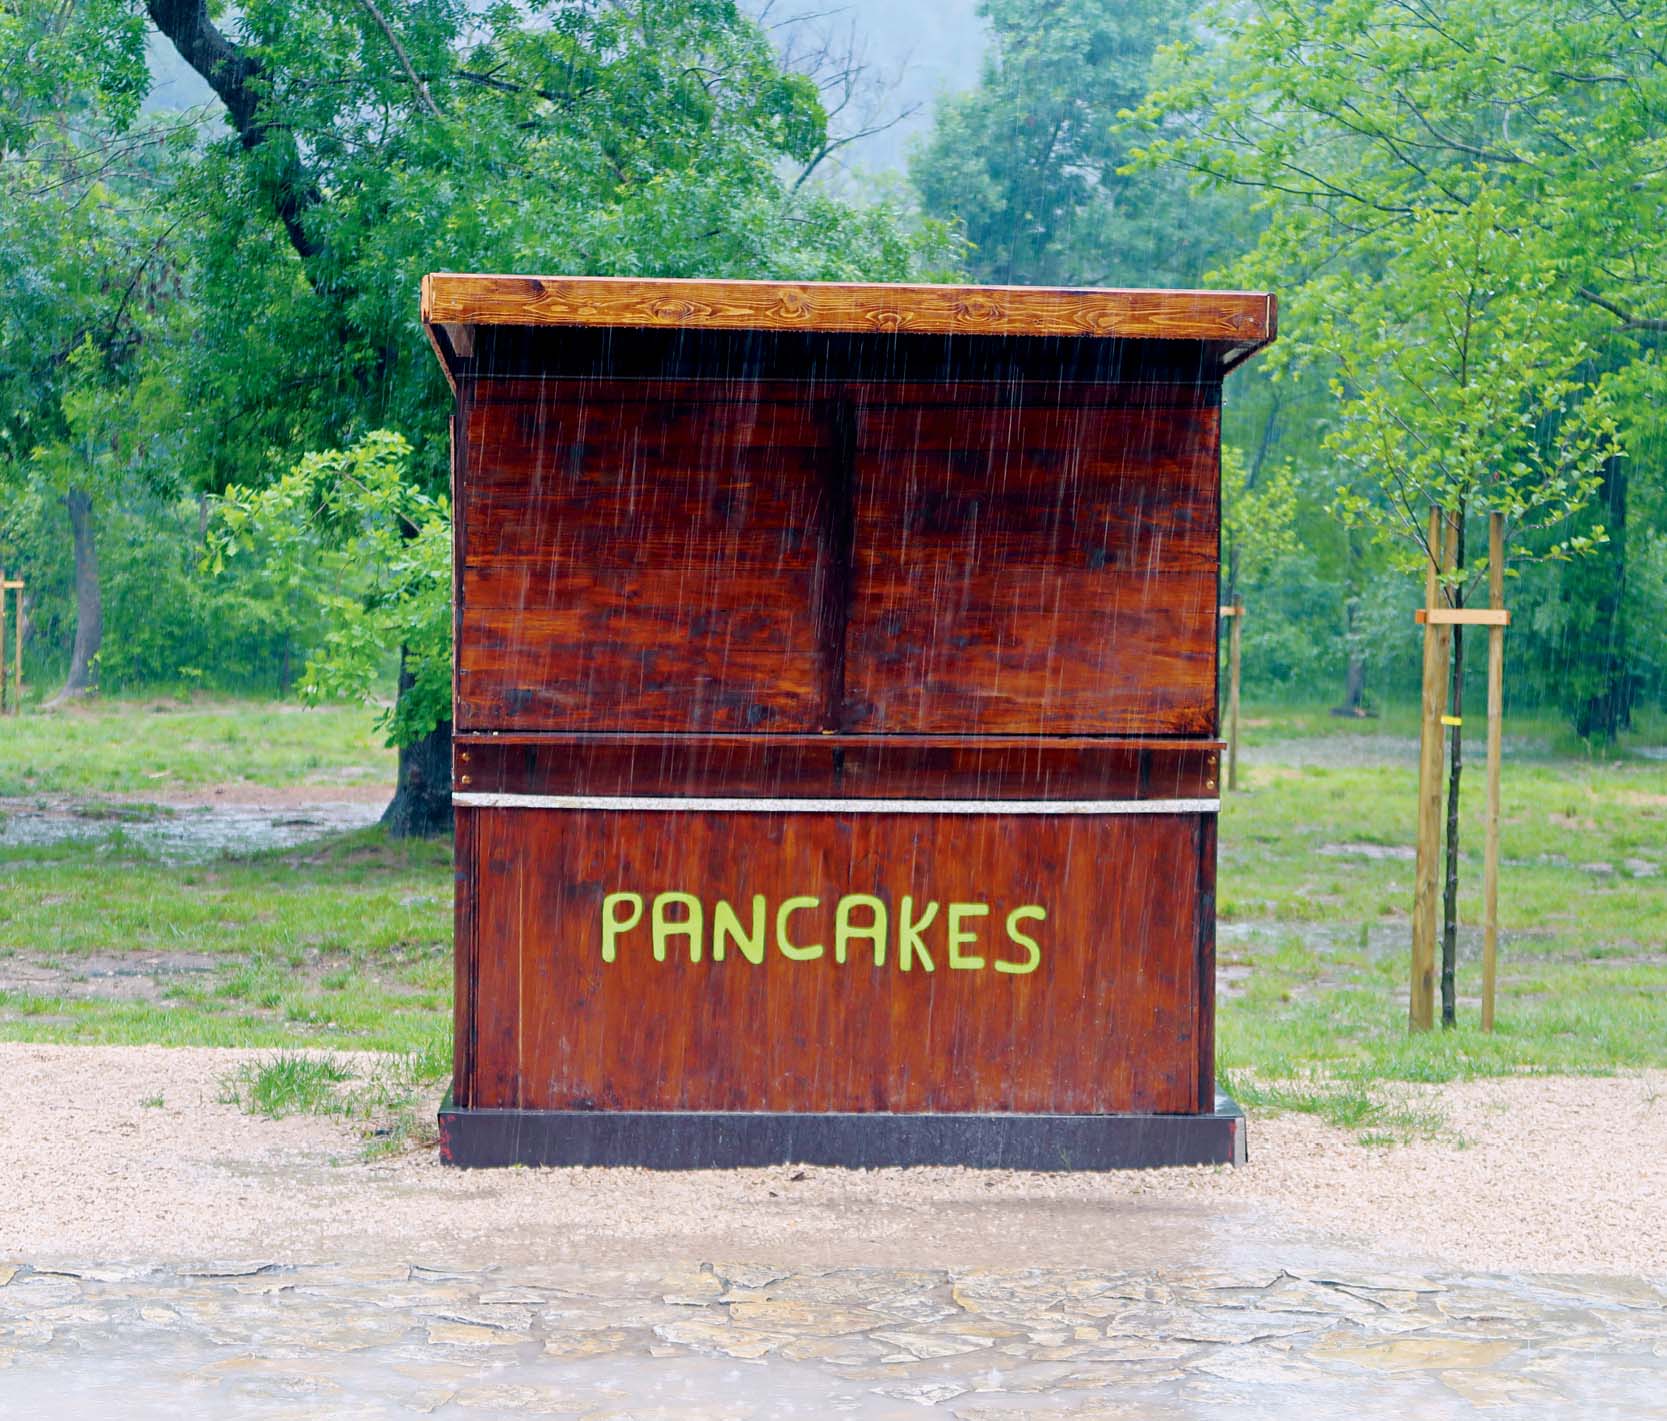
(120, 781, 393, 809)
(1, 1045, 1663, 1279)
(1318, 841, 1416, 861)
(0, 952, 222, 1003)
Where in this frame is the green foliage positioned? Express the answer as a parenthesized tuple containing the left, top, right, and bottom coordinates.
(170, 0, 963, 496)
(3, 0, 962, 706)
(1318, 196, 1617, 574)
(1221, 443, 1299, 586)
(910, 0, 1228, 287)
(207, 432, 449, 745)
(1136, 0, 1667, 727)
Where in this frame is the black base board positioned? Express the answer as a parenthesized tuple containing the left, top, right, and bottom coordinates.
(437, 1096, 1246, 1171)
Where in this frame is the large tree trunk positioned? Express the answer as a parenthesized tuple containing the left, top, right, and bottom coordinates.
(380, 652, 453, 839)
(53, 488, 102, 702)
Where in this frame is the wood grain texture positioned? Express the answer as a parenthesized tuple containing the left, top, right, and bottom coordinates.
(452, 804, 480, 1107)
(453, 734, 1222, 801)
(424, 273, 1275, 347)
(843, 400, 1219, 734)
(455, 377, 1220, 735)
(457, 379, 834, 732)
(457, 805, 1207, 1115)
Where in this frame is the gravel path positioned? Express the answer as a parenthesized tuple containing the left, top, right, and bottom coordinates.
(3, 1045, 1663, 1279)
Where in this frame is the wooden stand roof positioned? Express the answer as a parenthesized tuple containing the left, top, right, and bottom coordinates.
(421, 273, 1276, 384)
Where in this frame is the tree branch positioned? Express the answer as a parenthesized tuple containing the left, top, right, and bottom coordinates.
(145, 0, 323, 262)
(1579, 284, 1667, 331)
(353, 0, 442, 120)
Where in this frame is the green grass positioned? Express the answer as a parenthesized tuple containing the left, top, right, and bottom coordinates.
(217, 1044, 449, 1154)
(1214, 706, 1667, 1136)
(1, 694, 1663, 1148)
(220, 1052, 354, 1117)
(0, 827, 451, 1053)
(0, 695, 393, 795)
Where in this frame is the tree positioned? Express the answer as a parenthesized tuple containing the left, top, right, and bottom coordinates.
(1138, 0, 1667, 742)
(1138, 0, 1646, 1023)
(143, 0, 959, 834)
(0, 1, 194, 702)
(206, 430, 452, 830)
(911, 0, 1231, 289)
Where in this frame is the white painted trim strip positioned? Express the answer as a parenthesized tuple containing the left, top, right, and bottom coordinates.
(452, 792, 1219, 816)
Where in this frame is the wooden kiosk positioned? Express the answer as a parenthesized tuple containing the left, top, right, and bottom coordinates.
(424, 274, 1275, 1169)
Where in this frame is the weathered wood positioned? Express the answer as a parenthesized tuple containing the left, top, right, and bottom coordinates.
(0, 572, 19, 714)
(1483, 512, 1505, 1032)
(1411, 507, 1448, 1031)
(454, 805, 1210, 1115)
(422, 273, 1276, 347)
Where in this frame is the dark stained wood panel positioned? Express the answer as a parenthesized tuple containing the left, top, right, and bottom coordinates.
(460, 609, 823, 731)
(458, 379, 834, 732)
(453, 734, 1222, 800)
(424, 273, 1276, 347)
(455, 805, 1207, 1115)
(843, 399, 1220, 735)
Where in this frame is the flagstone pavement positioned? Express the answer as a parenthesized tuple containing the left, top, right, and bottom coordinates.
(2, 1257, 1663, 1418)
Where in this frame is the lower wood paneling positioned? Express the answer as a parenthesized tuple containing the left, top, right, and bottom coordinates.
(453, 804, 1211, 1117)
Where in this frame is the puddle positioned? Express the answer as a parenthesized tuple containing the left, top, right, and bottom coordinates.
(0, 796, 386, 862)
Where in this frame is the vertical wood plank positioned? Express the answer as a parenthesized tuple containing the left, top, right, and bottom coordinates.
(1483, 512, 1505, 1032)
(471, 810, 524, 1107)
(452, 805, 479, 1107)
(1411, 506, 1446, 1031)
(1194, 813, 1218, 1111)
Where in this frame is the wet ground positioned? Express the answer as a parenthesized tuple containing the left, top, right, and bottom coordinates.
(1, 1257, 1662, 1419)
(0, 793, 385, 861)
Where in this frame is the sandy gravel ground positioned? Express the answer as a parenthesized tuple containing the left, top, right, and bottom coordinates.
(3, 1044, 1663, 1278)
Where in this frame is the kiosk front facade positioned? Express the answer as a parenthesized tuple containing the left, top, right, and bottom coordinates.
(425, 275, 1274, 1168)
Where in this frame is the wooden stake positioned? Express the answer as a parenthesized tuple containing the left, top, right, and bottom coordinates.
(0, 574, 21, 715)
(1482, 513, 1505, 1031)
(1224, 604, 1244, 792)
(1411, 508, 1449, 1031)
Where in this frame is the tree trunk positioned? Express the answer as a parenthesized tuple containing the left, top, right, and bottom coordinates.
(54, 488, 102, 702)
(1332, 596, 1369, 716)
(1441, 519, 1467, 1030)
(1338, 656, 1367, 713)
(380, 651, 453, 839)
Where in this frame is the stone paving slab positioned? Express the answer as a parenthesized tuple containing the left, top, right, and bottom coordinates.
(1, 1260, 1662, 1418)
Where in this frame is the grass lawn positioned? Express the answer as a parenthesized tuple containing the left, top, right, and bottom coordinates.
(0, 695, 394, 796)
(2, 694, 1663, 1142)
